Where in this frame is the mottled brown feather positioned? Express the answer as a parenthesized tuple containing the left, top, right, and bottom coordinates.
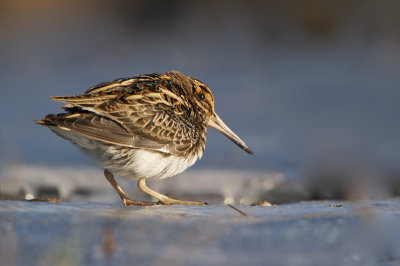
(42, 112, 134, 147)
(39, 71, 213, 156)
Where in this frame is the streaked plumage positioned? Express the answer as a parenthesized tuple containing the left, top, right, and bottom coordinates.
(36, 71, 252, 206)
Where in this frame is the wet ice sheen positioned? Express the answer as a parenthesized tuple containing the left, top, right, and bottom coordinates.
(1, 200, 400, 266)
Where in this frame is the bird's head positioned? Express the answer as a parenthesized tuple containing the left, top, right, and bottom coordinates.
(188, 74, 253, 155)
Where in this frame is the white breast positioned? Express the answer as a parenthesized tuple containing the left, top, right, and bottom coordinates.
(104, 148, 199, 180)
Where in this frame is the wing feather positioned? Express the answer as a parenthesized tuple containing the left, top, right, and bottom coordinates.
(43, 112, 134, 147)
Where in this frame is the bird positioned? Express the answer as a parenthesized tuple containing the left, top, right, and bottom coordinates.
(36, 71, 253, 206)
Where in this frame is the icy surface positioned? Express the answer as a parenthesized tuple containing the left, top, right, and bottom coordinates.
(1, 200, 400, 265)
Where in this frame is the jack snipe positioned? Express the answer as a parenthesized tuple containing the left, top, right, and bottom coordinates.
(36, 71, 252, 206)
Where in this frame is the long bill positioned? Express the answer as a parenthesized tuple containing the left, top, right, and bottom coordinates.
(207, 112, 253, 155)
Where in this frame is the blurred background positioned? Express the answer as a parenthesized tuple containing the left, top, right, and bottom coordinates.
(1, 0, 400, 204)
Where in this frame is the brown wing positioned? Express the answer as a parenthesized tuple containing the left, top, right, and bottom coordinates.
(47, 73, 199, 156)
(39, 112, 134, 147)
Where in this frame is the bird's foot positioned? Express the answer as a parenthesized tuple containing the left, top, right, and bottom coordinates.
(156, 198, 208, 206)
(122, 198, 158, 207)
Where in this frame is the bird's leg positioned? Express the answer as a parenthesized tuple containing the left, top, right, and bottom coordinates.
(137, 178, 207, 206)
(104, 169, 157, 206)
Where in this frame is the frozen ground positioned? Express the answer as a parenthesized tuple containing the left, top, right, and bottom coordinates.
(1, 200, 400, 266)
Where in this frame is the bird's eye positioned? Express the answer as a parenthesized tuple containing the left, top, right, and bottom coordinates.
(198, 93, 205, 100)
